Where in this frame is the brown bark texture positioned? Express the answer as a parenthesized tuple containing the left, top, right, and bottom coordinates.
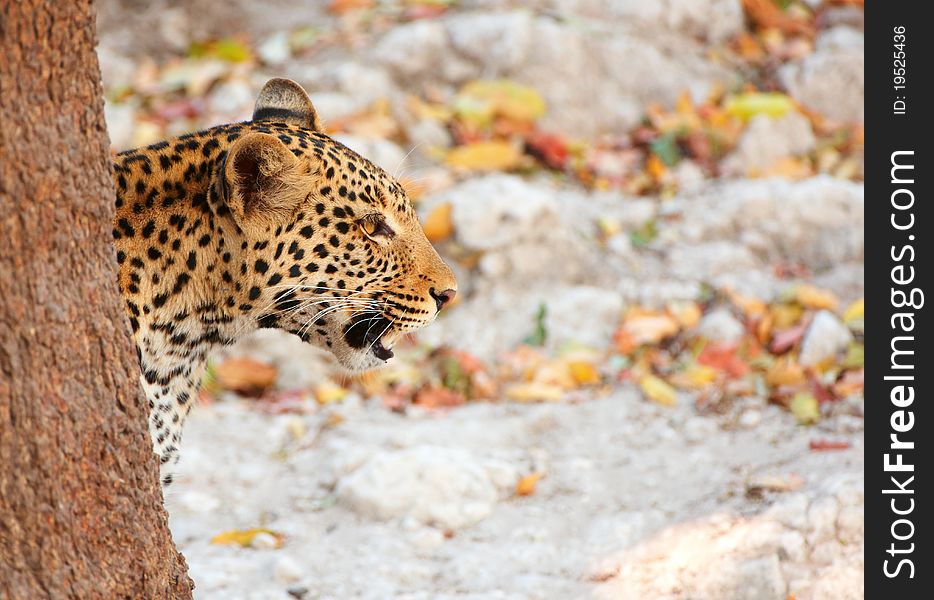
(0, 2, 193, 598)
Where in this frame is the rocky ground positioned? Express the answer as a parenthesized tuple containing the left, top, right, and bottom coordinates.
(97, 1, 865, 598)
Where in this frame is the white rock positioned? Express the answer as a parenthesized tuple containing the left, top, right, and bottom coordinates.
(799, 311, 853, 366)
(332, 135, 409, 175)
(446, 175, 560, 251)
(257, 31, 291, 66)
(308, 91, 368, 123)
(445, 11, 533, 73)
(175, 490, 221, 513)
(373, 21, 448, 80)
(336, 446, 517, 530)
(104, 100, 136, 150)
(208, 78, 255, 118)
(780, 26, 864, 122)
(274, 555, 303, 584)
(333, 62, 395, 105)
(544, 286, 625, 350)
(722, 111, 816, 175)
(697, 308, 745, 343)
(252, 532, 282, 549)
(721, 554, 786, 600)
(666, 177, 864, 269)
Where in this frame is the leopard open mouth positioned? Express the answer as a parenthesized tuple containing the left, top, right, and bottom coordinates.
(342, 313, 394, 361)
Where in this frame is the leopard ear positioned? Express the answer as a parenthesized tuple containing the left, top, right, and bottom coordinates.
(252, 78, 322, 131)
(220, 132, 307, 228)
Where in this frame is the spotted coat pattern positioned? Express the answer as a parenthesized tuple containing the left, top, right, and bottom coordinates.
(112, 79, 456, 487)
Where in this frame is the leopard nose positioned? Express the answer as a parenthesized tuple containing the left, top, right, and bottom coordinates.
(429, 287, 456, 311)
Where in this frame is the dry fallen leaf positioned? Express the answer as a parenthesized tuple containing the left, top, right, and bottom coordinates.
(765, 358, 806, 388)
(670, 364, 719, 390)
(567, 360, 601, 386)
(505, 382, 564, 403)
(516, 472, 545, 497)
(724, 92, 797, 121)
(214, 357, 278, 396)
(621, 309, 680, 346)
(639, 374, 678, 406)
(211, 528, 284, 549)
(809, 439, 851, 452)
(790, 391, 820, 425)
(445, 141, 523, 171)
(795, 284, 839, 311)
(422, 202, 455, 243)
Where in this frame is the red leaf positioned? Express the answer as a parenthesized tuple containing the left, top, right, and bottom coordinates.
(526, 131, 570, 170)
(809, 439, 851, 452)
(697, 342, 749, 379)
(769, 324, 807, 354)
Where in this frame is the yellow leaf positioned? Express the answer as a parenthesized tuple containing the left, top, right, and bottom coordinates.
(314, 382, 348, 405)
(422, 202, 454, 243)
(215, 358, 278, 396)
(505, 382, 564, 403)
(726, 288, 768, 318)
(670, 364, 718, 389)
(795, 284, 839, 310)
(639, 375, 678, 406)
(515, 472, 545, 496)
(790, 392, 820, 425)
(454, 80, 546, 126)
(646, 154, 667, 181)
(770, 303, 804, 329)
(668, 301, 702, 329)
(622, 309, 680, 346)
(765, 358, 806, 387)
(568, 360, 601, 385)
(843, 298, 864, 324)
(724, 92, 796, 121)
(211, 528, 284, 548)
(445, 141, 522, 171)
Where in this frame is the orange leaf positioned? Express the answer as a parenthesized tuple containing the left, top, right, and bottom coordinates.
(445, 141, 522, 171)
(413, 386, 465, 409)
(697, 342, 749, 379)
(422, 202, 454, 243)
(516, 472, 545, 496)
(809, 439, 851, 452)
(214, 357, 278, 396)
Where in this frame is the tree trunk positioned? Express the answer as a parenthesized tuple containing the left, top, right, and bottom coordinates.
(0, 2, 193, 597)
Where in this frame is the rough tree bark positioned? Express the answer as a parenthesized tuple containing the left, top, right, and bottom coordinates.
(0, 2, 193, 598)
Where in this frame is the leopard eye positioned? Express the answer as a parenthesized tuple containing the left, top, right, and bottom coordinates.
(359, 215, 394, 239)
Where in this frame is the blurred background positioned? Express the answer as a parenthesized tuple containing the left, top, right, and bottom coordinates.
(97, 1, 864, 598)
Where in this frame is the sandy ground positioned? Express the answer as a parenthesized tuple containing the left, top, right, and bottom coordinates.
(166, 382, 863, 599)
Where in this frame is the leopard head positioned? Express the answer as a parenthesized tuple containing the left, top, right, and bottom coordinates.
(216, 79, 456, 371)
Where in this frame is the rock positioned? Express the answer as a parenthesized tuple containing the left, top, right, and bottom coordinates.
(702, 554, 786, 600)
(307, 92, 368, 123)
(799, 311, 853, 366)
(332, 135, 409, 175)
(543, 286, 625, 350)
(274, 555, 303, 584)
(722, 112, 816, 176)
(445, 11, 533, 73)
(104, 99, 136, 150)
(257, 31, 291, 66)
(445, 175, 559, 251)
(208, 78, 254, 119)
(372, 21, 448, 81)
(666, 177, 864, 270)
(780, 26, 864, 122)
(336, 446, 517, 530)
(596, 0, 745, 43)
(696, 308, 745, 343)
(333, 62, 395, 105)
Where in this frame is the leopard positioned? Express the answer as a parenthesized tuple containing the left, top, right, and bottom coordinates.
(112, 78, 457, 488)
